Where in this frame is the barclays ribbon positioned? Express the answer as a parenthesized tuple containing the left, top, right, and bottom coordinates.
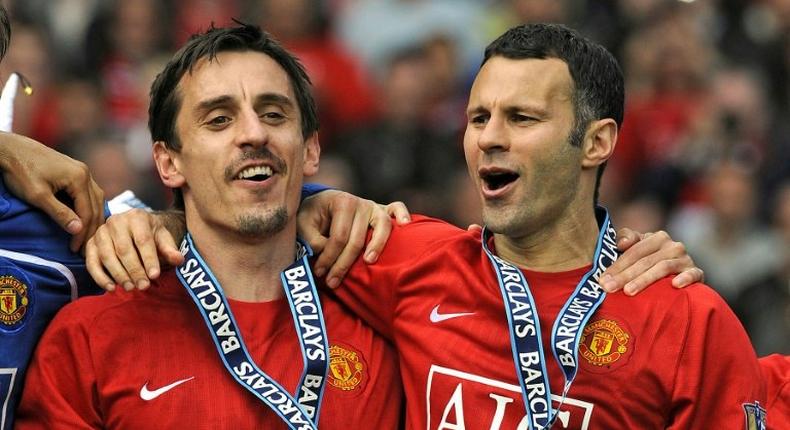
(482, 207, 618, 430)
(177, 233, 329, 430)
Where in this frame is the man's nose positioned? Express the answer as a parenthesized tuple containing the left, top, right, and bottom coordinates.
(477, 115, 509, 152)
(235, 108, 267, 148)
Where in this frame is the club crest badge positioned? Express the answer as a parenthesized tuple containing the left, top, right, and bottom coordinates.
(0, 275, 29, 326)
(743, 402, 766, 430)
(327, 344, 365, 392)
(579, 318, 630, 369)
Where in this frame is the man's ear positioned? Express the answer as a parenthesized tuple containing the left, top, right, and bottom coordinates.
(153, 141, 185, 188)
(302, 132, 320, 177)
(581, 118, 617, 169)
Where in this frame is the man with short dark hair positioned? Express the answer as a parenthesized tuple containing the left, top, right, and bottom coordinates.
(330, 23, 766, 428)
(16, 24, 402, 429)
(0, 8, 405, 428)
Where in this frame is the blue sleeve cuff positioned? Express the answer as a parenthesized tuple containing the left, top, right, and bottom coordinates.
(301, 183, 333, 202)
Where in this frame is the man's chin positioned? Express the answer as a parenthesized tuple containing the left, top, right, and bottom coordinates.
(236, 207, 288, 237)
(481, 214, 508, 234)
(481, 207, 526, 236)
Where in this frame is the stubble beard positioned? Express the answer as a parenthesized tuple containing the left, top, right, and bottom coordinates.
(236, 206, 288, 237)
(482, 202, 532, 237)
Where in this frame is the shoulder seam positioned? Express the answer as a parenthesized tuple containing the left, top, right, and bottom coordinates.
(668, 290, 692, 412)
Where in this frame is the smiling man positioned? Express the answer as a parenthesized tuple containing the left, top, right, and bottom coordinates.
(79, 22, 773, 429)
(326, 24, 767, 428)
(15, 24, 401, 429)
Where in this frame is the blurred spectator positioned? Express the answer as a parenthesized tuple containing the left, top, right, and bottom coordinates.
(738, 178, 790, 355)
(614, 4, 718, 207)
(255, 0, 377, 146)
(336, 0, 486, 78)
(9, 0, 104, 75)
(760, 2, 790, 217)
(669, 161, 787, 353)
(119, 54, 170, 174)
(64, 133, 169, 210)
(85, 0, 172, 130)
(52, 78, 107, 149)
(0, 22, 58, 144)
(310, 154, 357, 195)
(172, 0, 241, 45)
(481, 0, 572, 43)
(614, 196, 666, 235)
(774, 181, 790, 250)
(68, 136, 138, 201)
(669, 161, 784, 300)
(332, 46, 462, 218)
(422, 34, 470, 138)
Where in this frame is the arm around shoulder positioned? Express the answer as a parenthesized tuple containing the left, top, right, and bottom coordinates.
(328, 215, 463, 339)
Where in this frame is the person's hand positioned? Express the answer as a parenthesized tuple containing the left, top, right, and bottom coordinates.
(0, 132, 104, 252)
(297, 190, 410, 288)
(601, 228, 704, 296)
(85, 209, 184, 291)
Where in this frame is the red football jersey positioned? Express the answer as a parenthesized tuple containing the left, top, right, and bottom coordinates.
(333, 215, 766, 429)
(16, 271, 402, 429)
(760, 354, 789, 430)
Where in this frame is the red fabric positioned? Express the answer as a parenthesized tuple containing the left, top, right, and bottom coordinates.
(614, 93, 703, 188)
(287, 38, 377, 141)
(24, 88, 60, 147)
(334, 215, 766, 429)
(17, 271, 401, 429)
(760, 354, 790, 430)
(100, 56, 148, 129)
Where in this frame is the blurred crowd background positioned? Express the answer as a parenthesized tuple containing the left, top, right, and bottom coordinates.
(0, 0, 787, 354)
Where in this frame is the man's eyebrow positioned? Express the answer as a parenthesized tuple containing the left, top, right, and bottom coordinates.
(255, 92, 294, 108)
(466, 103, 550, 117)
(196, 95, 234, 113)
(505, 104, 549, 117)
(194, 93, 295, 115)
(466, 105, 488, 115)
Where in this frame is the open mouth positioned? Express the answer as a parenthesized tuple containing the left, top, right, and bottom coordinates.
(235, 165, 273, 182)
(481, 171, 519, 191)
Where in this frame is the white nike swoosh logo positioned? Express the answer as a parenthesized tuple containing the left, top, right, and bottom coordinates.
(139, 376, 195, 401)
(430, 305, 474, 323)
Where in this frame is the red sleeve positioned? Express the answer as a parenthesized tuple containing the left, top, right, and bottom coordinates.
(16, 301, 102, 429)
(668, 285, 767, 428)
(760, 354, 790, 430)
(329, 216, 464, 339)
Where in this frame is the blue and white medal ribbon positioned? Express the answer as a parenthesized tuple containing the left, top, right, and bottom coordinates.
(482, 207, 618, 430)
(177, 233, 329, 430)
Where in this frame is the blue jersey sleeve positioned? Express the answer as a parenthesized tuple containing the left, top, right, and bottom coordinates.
(301, 183, 333, 202)
(0, 178, 97, 430)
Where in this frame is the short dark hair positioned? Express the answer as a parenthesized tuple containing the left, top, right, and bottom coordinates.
(0, 5, 10, 62)
(148, 22, 319, 208)
(149, 22, 318, 149)
(483, 23, 624, 204)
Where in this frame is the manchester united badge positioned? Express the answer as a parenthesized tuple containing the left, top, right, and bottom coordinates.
(327, 344, 365, 392)
(0, 275, 29, 326)
(579, 319, 630, 367)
